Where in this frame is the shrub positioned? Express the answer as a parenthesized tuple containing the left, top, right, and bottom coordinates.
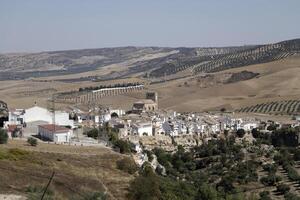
(114, 139, 131, 154)
(276, 184, 290, 194)
(259, 191, 271, 200)
(116, 157, 138, 174)
(284, 192, 300, 200)
(27, 137, 38, 146)
(86, 128, 99, 139)
(85, 192, 107, 200)
(236, 129, 246, 138)
(251, 128, 260, 138)
(260, 174, 281, 186)
(293, 149, 300, 161)
(0, 129, 8, 144)
(26, 185, 54, 200)
(127, 165, 161, 200)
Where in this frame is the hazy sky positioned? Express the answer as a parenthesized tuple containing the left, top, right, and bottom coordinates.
(1, 0, 300, 53)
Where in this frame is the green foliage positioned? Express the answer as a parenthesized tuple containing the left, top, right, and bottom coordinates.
(27, 137, 38, 146)
(127, 166, 161, 200)
(159, 177, 197, 200)
(271, 127, 299, 147)
(0, 128, 8, 144)
(262, 163, 277, 174)
(293, 149, 300, 161)
(0, 148, 29, 160)
(114, 139, 132, 154)
(260, 174, 281, 186)
(196, 184, 219, 200)
(236, 129, 246, 138)
(259, 191, 271, 200)
(26, 185, 54, 200)
(251, 128, 260, 138)
(276, 184, 290, 194)
(144, 150, 154, 162)
(284, 193, 300, 200)
(116, 157, 138, 174)
(84, 192, 107, 200)
(86, 128, 99, 139)
(283, 163, 300, 181)
(267, 124, 278, 131)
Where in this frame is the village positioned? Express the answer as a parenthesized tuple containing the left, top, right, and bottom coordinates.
(2, 91, 300, 156)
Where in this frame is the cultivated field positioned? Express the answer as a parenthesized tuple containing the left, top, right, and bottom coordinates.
(0, 52, 300, 116)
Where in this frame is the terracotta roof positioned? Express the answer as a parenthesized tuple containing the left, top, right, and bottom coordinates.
(39, 124, 69, 133)
(8, 125, 17, 132)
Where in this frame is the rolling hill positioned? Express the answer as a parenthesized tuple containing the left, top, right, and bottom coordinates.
(0, 38, 300, 114)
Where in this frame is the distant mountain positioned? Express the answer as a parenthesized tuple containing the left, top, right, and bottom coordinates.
(0, 39, 299, 81)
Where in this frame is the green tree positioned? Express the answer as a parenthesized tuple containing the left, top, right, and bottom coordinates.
(0, 129, 8, 144)
(27, 137, 38, 146)
(196, 184, 219, 200)
(128, 165, 161, 200)
(276, 184, 290, 195)
(114, 139, 131, 154)
(116, 157, 138, 174)
(259, 191, 271, 200)
(236, 129, 246, 138)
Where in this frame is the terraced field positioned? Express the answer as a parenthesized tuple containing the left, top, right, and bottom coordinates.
(237, 100, 300, 115)
(192, 39, 300, 74)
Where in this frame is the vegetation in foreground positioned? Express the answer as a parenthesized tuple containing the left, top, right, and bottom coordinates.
(127, 126, 300, 200)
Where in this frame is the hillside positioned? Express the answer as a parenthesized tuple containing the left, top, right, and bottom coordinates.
(0, 38, 300, 113)
(149, 55, 300, 112)
(0, 140, 134, 199)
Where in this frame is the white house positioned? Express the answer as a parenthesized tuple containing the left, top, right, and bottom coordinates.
(132, 122, 153, 136)
(241, 122, 258, 131)
(38, 124, 73, 143)
(4, 109, 25, 127)
(23, 106, 74, 128)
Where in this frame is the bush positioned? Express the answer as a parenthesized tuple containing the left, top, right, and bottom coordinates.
(0, 129, 8, 144)
(284, 192, 300, 200)
(86, 128, 99, 139)
(293, 149, 300, 161)
(26, 185, 54, 199)
(127, 165, 161, 200)
(251, 128, 260, 138)
(259, 191, 271, 200)
(236, 129, 246, 138)
(116, 157, 138, 174)
(276, 184, 290, 194)
(27, 137, 38, 146)
(85, 192, 107, 200)
(114, 139, 131, 154)
(260, 174, 281, 186)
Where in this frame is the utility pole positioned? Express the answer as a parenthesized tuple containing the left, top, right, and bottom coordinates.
(41, 171, 55, 200)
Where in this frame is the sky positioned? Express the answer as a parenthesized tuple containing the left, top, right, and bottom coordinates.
(0, 0, 300, 53)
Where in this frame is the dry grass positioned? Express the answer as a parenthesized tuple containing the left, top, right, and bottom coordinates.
(0, 140, 134, 200)
(1, 55, 300, 114)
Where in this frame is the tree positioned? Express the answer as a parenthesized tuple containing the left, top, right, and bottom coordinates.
(251, 128, 260, 138)
(276, 184, 290, 195)
(0, 129, 8, 144)
(128, 165, 161, 200)
(236, 129, 246, 138)
(114, 139, 131, 154)
(293, 149, 300, 161)
(86, 128, 99, 139)
(116, 157, 138, 174)
(220, 108, 226, 113)
(196, 184, 219, 200)
(259, 191, 271, 200)
(27, 137, 38, 146)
